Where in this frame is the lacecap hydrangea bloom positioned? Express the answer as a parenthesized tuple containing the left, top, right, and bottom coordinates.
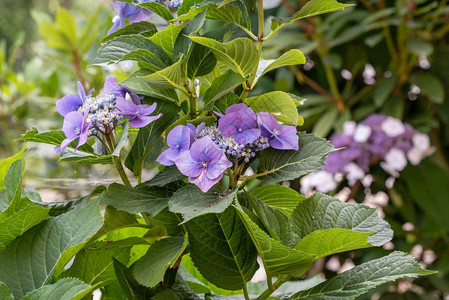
(300, 114, 434, 194)
(157, 103, 299, 192)
(55, 78, 162, 153)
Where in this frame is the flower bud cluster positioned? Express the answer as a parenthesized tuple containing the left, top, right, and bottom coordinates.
(195, 125, 270, 162)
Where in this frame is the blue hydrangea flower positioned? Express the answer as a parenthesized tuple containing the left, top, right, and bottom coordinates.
(218, 103, 261, 144)
(115, 97, 162, 128)
(169, 0, 182, 8)
(157, 125, 195, 166)
(108, 0, 155, 35)
(257, 112, 299, 150)
(55, 111, 91, 153)
(56, 82, 93, 116)
(175, 137, 232, 192)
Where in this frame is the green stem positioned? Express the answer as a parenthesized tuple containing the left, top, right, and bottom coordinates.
(228, 168, 236, 189)
(256, 276, 290, 300)
(243, 284, 250, 300)
(319, 53, 344, 112)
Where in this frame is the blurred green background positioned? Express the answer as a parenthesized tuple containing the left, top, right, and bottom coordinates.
(1, 0, 449, 298)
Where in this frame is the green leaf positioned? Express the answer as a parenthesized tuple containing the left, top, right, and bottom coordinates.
(21, 278, 91, 300)
(59, 149, 114, 165)
(139, 2, 174, 21)
(295, 228, 373, 258)
(93, 34, 171, 67)
(0, 197, 50, 252)
(214, 92, 240, 114)
(245, 91, 300, 126)
(291, 193, 393, 246)
(236, 209, 315, 278)
(256, 132, 334, 183)
(202, 72, 246, 110)
(0, 200, 103, 298)
(169, 185, 237, 222)
(205, 1, 250, 30)
(403, 159, 449, 231)
(289, 251, 437, 299)
(112, 122, 129, 156)
(250, 185, 305, 217)
(133, 236, 188, 287)
(138, 165, 187, 188)
(122, 70, 179, 102)
(186, 207, 258, 290)
(149, 23, 185, 56)
(189, 37, 258, 77)
(177, 0, 204, 15)
(409, 72, 445, 104)
(256, 50, 306, 81)
(63, 241, 130, 287)
(270, 0, 353, 36)
(101, 21, 157, 43)
(173, 10, 207, 61)
(143, 58, 187, 91)
(55, 8, 76, 44)
(373, 73, 397, 107)
(242, 192, 299, 247)
(122, 49, 166, 72)
(187, 42, 217, 78)
(312, 107, 338, 137)
(102, 183, 169, 217)
(113, 259, 153, 299)
(0, 145, 26, 191)
(0, 282, 13, 300)
(16, 127, 94, 153)
(1, 158, 24, 212)
(125, 100, 180, 174)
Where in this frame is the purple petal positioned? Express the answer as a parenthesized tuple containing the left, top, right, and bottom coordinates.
(189, 172, 221, 193)
(129, 113, 162, 128)
(103, 77, 118, 94)
(107, 18, 121, 35)
(116, 97, 139, 116)
(56, 94, 83, 116)
(186, 123, 196, 131)
(219, 113, 241, 132)
(55, 137, 76, 154)
(257, 112, 280, 138)
(176, 151, 203, 177)
(270, 125, 299, 150)
(225, 103, 252, 115)
(62, 111, 84, 139)
(128, 8, 153, 23)
(156, 148, 179, 166)
(205, 154, 232, 180)
(77, 82, 86, 100)
(76, 129, 89, 150)
(190, 137, 222, 164)
(241, 128, 261, 144)
(167, 125, 194, 150)
(139, 102, 157, 116)
(112, 1, 127, 14)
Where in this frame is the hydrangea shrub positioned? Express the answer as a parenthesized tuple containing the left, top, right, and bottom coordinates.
(1, 0, 436, 299)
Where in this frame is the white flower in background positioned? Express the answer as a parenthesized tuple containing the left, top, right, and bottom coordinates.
(381, 117, 405, 137)
(250, 256, 266, 283)
(363, 64, 376, 85)
(344, 163, 365, 185)
(341, 69, 352, 80)
(407, 132, 435, 165)
(353, 124, 372, 143)
(300, 171, 337, 194)
(343, 120, 356, 135)
(263, 0, 281, 9)
(381, 148, 407, 176)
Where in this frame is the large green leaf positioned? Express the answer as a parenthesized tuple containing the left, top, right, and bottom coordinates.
(0, 282, 13, 300)
(142, 56, 186, 91)
(16, 127, 94, 153)
(202, 72, 246, 110)
(21, 278, 91, 300)
(139, 2, 174, 21)
(173, 10, 206, 60)
(63, 241, 130, 288)
(256, 132, 334, 183)
(58, 149, 113, 165)
(0, 146, 25, 191)
(270, 0, 353, 36)
(189, 37, 258, 77)
(113, 259, 153, 299)
(102, 183, 170, 217)
(169, 185, 237, 222)
(290, 251, 437, 299)
(122, 70, 179, 102)
(256, 49, 306, 81)
(150, 23, 185, 56)
(291, 193, 393, 246)
(1, 158, 24, 212)
(245, 91, 301, 126)
(101, 21, 157, 43)
(125, 99, 180, 174)
(0, 200, 103, 298)
(409, 72, 445, 104)
(121, 49, 165, 72)
(250, 185, 305, 217)
(236, 209, 315, 278)
(187, 42, 217, 78)
(93, 34, 171, 68)
(242, 191, 299, 247)
(133, 236, 188, 287)
(205, 1, 250, 30)
(138, 165, 186, 188)
(186, 207, 258, 290)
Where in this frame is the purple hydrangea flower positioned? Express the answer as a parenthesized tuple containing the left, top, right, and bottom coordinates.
(103, 77, 143, 104)
(257, 112, 299, 150)
(108, 1, 155, 35)
(55, 111, 91, 154)
(56, 82, 93, 117)
(175, 137, 233, 192)
(218, 103, 261, 144)
(115, 97, 162, 128)
(157, 125, 195, 166)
